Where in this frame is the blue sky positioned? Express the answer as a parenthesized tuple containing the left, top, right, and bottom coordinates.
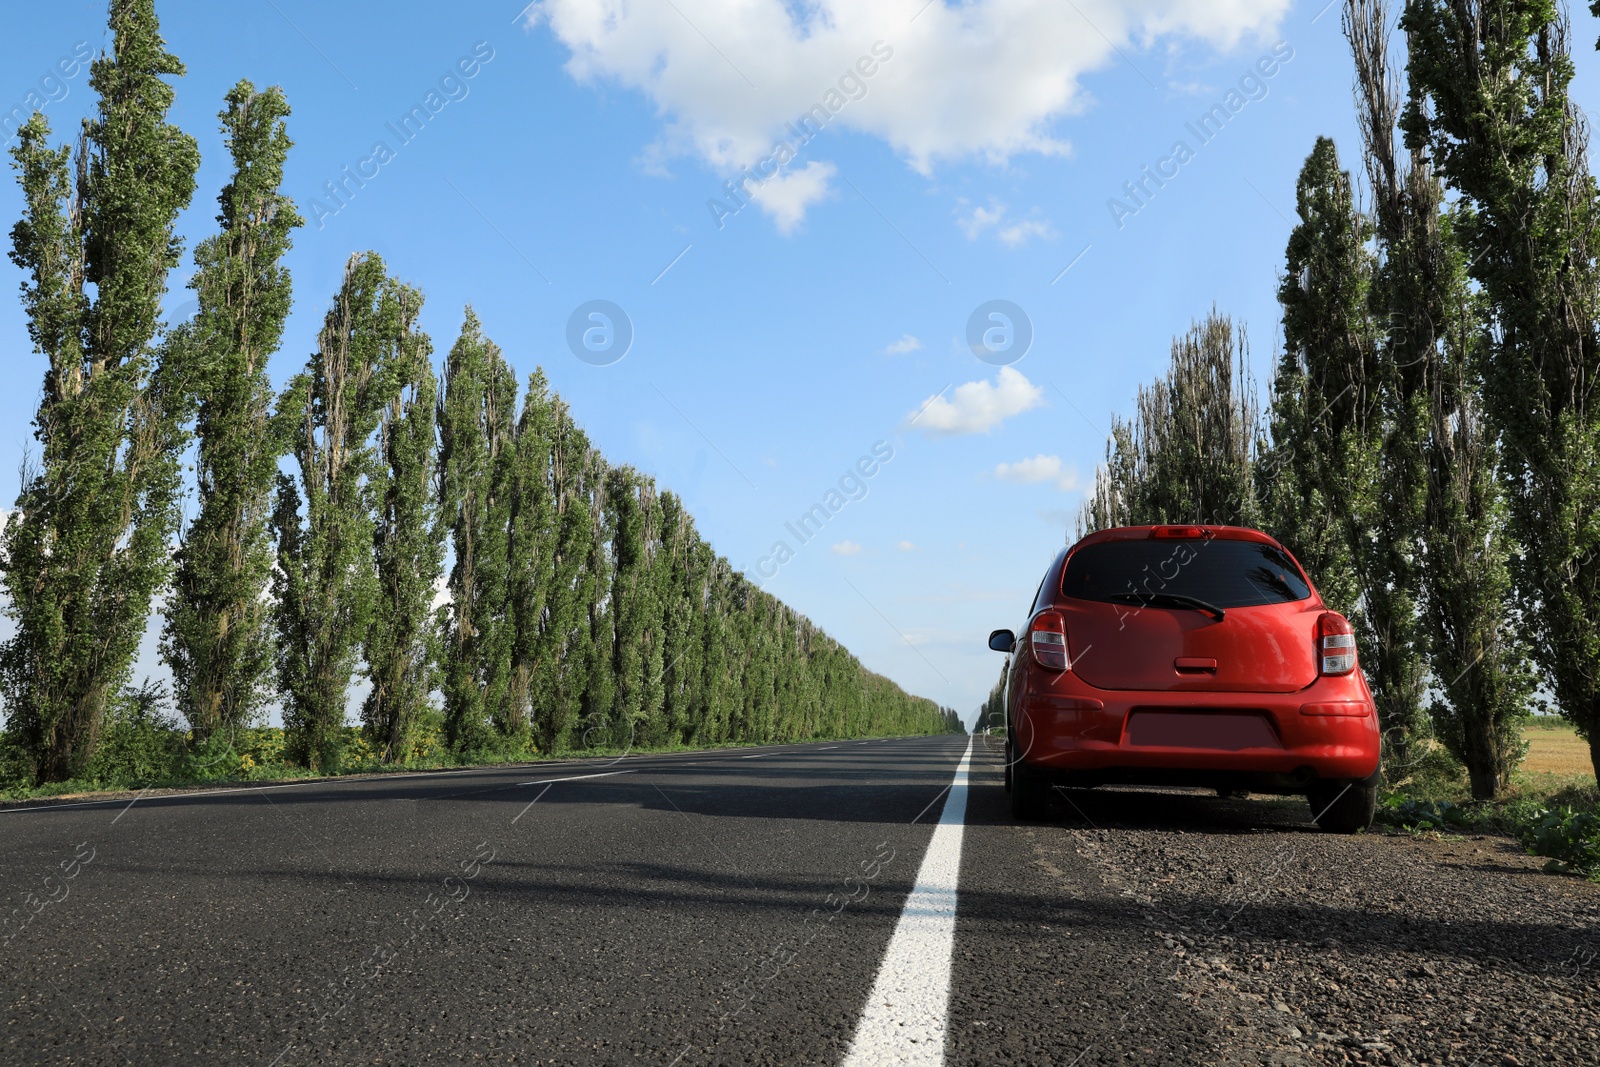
(3, 1, 1598, 724)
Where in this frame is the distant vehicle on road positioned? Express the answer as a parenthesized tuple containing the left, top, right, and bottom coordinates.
(988, 524, 1381, 833)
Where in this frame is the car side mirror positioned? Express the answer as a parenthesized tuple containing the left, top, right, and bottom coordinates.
(988, 629, 1015, 653)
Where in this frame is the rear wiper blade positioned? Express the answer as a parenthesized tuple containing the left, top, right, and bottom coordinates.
(1108, 591, 1226, 621)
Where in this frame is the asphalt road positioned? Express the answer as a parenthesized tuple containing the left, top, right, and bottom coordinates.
(7, 736, 1589, 1065)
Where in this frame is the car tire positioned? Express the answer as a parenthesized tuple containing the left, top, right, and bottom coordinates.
(1003, 737, 1014, 794)
(1308, 781, 1376, 833)
(1010, 759, 1049, 821)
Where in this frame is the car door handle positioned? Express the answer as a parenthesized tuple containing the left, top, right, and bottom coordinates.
(1174, 657, 1218, 672)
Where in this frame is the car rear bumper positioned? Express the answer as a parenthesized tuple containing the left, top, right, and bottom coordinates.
(1010, 668, 1381, 793)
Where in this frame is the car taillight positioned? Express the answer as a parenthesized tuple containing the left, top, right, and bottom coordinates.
(1150, 525, 1212, 539)
(1318, 612, 1357, 675)
(1030, 610, 1069, 671)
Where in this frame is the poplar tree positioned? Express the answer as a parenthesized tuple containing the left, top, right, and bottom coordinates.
(437, 310, 517, 753)
(163, 82, 301, 744)
(1404, 0, 1600, 776)
(1273, 137, 1434, 759)
(1347, 0, 1532, 796)
(1077, 312, 1259, 534)
(362, 288, 442, 763)
(526, 399, 599, 752)
(1270, 137, 1377, 632)
(580, 474, 619, 743)
(606, 467, 652, 745)
(658, 505, 707, 744)
(273, 253, 399, 771)
(2, 0, 199, 783)
(506, 370, 557, 746)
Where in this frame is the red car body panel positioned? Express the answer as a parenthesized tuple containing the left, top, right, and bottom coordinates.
(1006, 525, 1381, 792)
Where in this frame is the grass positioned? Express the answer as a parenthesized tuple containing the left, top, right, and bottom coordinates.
(1522, 717, 1595, 777)
(1377, 718, 1600, 880)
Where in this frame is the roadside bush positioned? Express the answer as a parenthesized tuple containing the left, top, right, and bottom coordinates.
(1520, 808, 1600, 881)
(1376, 795, 1480, 833)
(86, 680, 185, 785)
(0, 727, 29, 792)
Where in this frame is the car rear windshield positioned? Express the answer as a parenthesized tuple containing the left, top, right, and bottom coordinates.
(1060, 537, 1312, 609)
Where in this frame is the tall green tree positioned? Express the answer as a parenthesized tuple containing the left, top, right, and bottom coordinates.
(162, 82, 301, 744)
(1345, 0, 1434, 772)
(437, 310, 518, 754)
(2, 1, 199, 783)
(605, 467, 664, 747)
(1348, 0, 1533, 796)
(362, 288, 442, 763)
(528, 398, 600, 752)
(1266, 138, 1376, 629)
(506, 371, 557, 746)
(1078, 312, 1259, 534)
(1422, 267, 1538, 797)
(1404, 0, 1600, 776)
(580, 469, 618, 742)
(1272, 135, 1432, 761)
(658, 497, 706, 744)
(1258, 141, 1366, 621)
(273, 253, 399, 772)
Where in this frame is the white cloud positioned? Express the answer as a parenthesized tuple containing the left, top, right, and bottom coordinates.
(957, 198, 1054, 246)
(832, 540, 863, 556)
(998, 218, 1055, 247)
(908, 367, 1044, 436)
(529, 1, 1289, 226)
(884, 334, 922, 354)
(896, 540, 918, 551)
(748, 161, 836, 233)
(957, 198, 1006, 240)
(994, 454, 1079, 491)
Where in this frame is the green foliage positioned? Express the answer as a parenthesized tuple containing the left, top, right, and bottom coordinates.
(85, 680, 185, 785)
(1404, 0, 1600, 780)
(976, 664, 1006, 733)
(1520, 807, 1600, 879)
(163, 80, 302, 741)
(362, 289, 443, 763)
(506, 371, 559, 746)
(273, 253, 404, 772)
(1342, 2, 1535, 798)
(529, 399, 601, 752)
(1272, 132, 1433, 766)
(1375, 794, 1479, 833)
(437, 310, 518, 755)
(1079, 311, 1259, 534)
(1259, 136, 1368, 621)
(1, 0, 200, 784)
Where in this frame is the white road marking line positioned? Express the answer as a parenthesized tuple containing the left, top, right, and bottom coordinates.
(842, 736, 975, 1067)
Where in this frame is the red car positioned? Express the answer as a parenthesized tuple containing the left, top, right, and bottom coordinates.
(989, 524, 1381, 833)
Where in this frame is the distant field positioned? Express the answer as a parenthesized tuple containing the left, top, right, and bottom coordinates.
(1522, 719, 1594, 777)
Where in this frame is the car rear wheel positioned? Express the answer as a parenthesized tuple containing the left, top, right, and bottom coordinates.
(1308, 781, 1376, 833)
(1010, 758, 1050, 821)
